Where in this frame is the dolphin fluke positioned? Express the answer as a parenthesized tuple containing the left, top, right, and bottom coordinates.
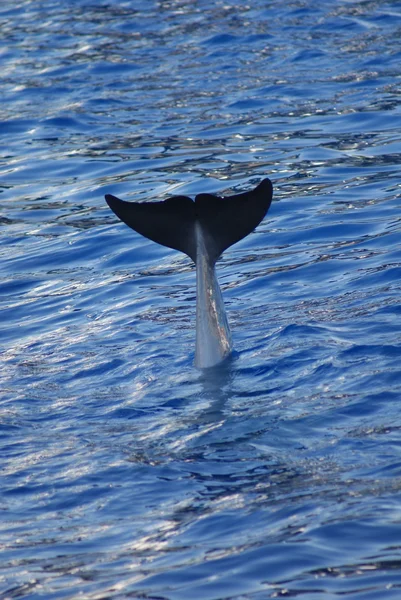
(105, 178, 273, 368)
(105, 178, 272, 265)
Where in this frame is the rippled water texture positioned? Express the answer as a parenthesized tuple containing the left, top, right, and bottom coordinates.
(2, 1, 401, 598)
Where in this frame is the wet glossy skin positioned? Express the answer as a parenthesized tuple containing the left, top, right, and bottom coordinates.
(194, 223, 232, 368)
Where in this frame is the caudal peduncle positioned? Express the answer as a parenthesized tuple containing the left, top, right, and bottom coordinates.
(194, 223, 232, 368)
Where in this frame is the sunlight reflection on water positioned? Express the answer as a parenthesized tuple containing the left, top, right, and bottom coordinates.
(1, 0, 401, 598)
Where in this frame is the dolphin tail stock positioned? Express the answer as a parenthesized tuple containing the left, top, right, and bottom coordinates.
(105, 177, 273, 265)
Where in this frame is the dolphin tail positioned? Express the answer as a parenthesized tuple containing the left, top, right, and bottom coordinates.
(105, 178, 273, 264)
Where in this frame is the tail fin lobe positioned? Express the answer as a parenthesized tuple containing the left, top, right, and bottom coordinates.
(194, 177, 273, 264)
(105, 193, 197, 261)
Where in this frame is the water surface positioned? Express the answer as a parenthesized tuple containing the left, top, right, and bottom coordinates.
(2, 1, 401, 598)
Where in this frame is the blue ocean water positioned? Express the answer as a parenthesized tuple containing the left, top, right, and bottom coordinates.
(2, 0, 401, 598)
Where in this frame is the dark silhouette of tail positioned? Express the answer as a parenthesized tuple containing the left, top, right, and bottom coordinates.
(105, 178, 273, 264)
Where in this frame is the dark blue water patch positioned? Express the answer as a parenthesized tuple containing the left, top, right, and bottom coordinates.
(1, 303, 85, 346)
(201, 33, 238, 45)
(69, 358, 125, 381)
(0, 119, 36, 135)
(0, 277, 43, 297)
(228, 98, 268, 110)
(104, 238, 175, 266)
(40, 116, 92, 131)
(349, 72, 389, 90)
(274, 221, 381, 246)
(335, 395, 392, 419)
(362, 459, 401, 479)
(374, 303, 401, 318)
(364, 49, 401, 70)
(349, 265, 401, 289)
(32, 484, 116, 514)
(113, 20, 144, 34)
(133, 536, 326, 599)
(321, 111, 401, 134)
(3, 479, 52, 497)
(86, 97, 126, 109)
(243, 33, 273, 43)
(312, 15, 373, 33)
(292, 48, 326, 62)
(341, 344, 401, 361)
(371, 10, 401, 25)
(261, 255, 357, 290)
(311, 518, 401, 552)
(9, 85, 72, 103)
(108, 407, 149, 419)
(89, 61, 142, 75)
(36, 63, 83, 80)
(0, 6, 26, 17)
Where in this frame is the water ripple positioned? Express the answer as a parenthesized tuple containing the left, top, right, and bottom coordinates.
(2, 0, 401, 598)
